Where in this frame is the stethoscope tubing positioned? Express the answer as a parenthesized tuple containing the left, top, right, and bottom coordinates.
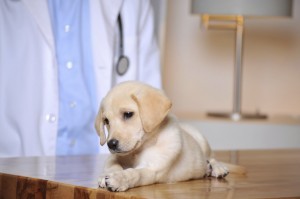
(116, 13, 130, 76)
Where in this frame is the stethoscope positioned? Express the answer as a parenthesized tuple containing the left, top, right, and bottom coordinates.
(116, 13, 129, 76)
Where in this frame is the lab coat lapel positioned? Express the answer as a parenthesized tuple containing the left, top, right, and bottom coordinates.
(91, 0, 123, 66)
(22, 0, 55, 54)
(90, 0, 123, 104)
(100, 0, 123, 26)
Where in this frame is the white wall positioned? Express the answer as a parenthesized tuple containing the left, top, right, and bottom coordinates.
(186, 119, 300, 150)
(163, 0, 300, 117)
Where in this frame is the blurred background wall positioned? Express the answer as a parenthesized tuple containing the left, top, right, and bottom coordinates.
(161, 0, 300, 118)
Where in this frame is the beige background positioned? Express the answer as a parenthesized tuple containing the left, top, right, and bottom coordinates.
(161, 0, 300, 117)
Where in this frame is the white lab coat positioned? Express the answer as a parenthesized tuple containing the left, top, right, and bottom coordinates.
(0, 0, 161, 157)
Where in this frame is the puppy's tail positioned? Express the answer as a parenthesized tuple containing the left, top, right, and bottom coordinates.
(222, 162, 247, 175)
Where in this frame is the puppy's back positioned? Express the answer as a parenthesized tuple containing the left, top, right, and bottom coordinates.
(179, 123, 211, 158)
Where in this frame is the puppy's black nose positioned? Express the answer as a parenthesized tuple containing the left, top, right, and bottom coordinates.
(107, 139, 119, 151)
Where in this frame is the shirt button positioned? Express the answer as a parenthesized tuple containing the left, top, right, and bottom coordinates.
(64, 25, 70, 33)
(66, 61, 73, 69)
(69, 101, 77, 108)
(46, 114, 56, 123)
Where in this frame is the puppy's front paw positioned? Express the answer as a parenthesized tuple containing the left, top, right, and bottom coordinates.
(99, 171, 130, 192)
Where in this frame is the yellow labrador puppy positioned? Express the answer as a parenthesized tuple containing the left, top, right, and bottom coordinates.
(95, 81, 245, 192)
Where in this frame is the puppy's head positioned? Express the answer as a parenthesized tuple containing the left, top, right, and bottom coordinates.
(95, 81, 172, 155)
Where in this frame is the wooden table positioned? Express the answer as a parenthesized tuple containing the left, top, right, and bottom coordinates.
(1, 150, 300, 199)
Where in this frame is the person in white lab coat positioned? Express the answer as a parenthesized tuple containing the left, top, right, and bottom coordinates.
(0, 0, 161, 157)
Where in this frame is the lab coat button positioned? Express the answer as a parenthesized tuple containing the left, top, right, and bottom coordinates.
(46, 114, 56, 123)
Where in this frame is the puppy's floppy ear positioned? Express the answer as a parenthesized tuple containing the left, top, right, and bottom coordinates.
(95, 106, 106, 146)
(131, 86, 172, 133)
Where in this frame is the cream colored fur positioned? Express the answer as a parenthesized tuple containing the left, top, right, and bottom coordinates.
(95, 81, 245, 192)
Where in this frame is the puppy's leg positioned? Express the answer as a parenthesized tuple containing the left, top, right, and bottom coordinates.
(98, 155, 123, 188)
(206, 158, 229, 178)
(104, 168, 157, 192)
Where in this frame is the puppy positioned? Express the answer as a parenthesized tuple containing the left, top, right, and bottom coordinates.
(95, 81, 245, 192)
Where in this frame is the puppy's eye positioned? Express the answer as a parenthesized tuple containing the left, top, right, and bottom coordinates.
(123, 112, 134, 120)
(103, 118, 109, 125)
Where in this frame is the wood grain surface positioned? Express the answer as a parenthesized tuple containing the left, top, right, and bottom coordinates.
(1, 150, 300, 199)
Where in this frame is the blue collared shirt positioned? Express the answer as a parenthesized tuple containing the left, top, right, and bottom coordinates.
(48, 0, 99, 155)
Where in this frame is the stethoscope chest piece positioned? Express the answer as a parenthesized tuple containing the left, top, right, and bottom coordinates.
(116, 55, 129, 76)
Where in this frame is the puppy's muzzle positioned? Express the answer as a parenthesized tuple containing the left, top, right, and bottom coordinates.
(107, 139, 119, 151)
